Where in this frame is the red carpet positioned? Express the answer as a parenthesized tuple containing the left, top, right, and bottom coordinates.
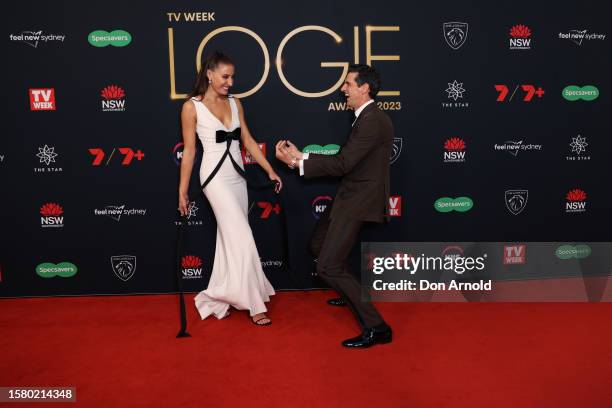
(1, 291, 611, 407)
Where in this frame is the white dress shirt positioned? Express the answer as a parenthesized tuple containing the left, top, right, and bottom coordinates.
(299, 99, 374, 175)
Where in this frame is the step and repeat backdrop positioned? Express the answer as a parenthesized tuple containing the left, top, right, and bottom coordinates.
(1, 1, 610, 297)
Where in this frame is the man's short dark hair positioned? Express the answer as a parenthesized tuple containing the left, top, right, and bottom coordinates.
(348, 64, 380, 99)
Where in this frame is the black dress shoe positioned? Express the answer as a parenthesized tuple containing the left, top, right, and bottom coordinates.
(341, 325, 392, 348)
(327, 297, 347, 307)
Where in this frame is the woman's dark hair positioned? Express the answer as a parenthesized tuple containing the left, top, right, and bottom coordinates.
(188, 51, 234, 99)
(348, 64, 380, 99)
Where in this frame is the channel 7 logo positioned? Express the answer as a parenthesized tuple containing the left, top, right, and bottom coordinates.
(495, 84, 544, 102)
(257, 202, 281, 219)
(89, 148, 145, 166)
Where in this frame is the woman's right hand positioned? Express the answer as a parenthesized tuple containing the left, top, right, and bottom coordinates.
(178, 191, 189, 217)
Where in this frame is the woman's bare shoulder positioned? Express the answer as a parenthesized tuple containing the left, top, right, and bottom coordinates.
(233, 96, 244, 112)
(182, 98, 197, 110)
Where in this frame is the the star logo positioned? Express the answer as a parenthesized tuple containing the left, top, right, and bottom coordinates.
(570, 135, 588, 154)
(36, 145, 58, 165)
(445, 80, 466, 101)
(186, 201, 199, 219)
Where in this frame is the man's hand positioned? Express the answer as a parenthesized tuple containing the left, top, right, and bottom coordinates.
(284, 140, 303, 160)
(275, 140, 301, 168)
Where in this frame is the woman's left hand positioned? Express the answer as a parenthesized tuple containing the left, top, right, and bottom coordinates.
(268, 171, 283, 193)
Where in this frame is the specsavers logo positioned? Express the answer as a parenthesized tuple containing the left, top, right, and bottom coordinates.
(303, 144, 340, 155)
(434, 197, 473, 213)
(88, 30, 132, 47)
(36, 262, 77, 278)
(555, 244, 591, 259)
(562, 85, 599, 101)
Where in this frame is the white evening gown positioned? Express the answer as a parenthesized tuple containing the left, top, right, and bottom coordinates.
(191, 96, 275, 319)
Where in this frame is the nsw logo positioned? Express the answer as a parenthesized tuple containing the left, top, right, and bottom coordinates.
(565, 189, 587, 213)
(181, 255, 203, 279)
(40, 202, 64, 227)
(509, 24, 532, 49)
(443, 137, 466, 163)
(101, 85, 126, 112)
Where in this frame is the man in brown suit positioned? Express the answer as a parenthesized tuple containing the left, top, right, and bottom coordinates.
(275, 64, 393, 348)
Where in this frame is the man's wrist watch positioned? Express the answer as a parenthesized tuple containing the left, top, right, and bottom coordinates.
(288, 157, 297, 169)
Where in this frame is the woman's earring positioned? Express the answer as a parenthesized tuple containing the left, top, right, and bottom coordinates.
(208, 79, 212, 84)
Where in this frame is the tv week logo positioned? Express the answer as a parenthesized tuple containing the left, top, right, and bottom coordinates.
(388, 196, 401, 217)
(181, 255, 203, 279)
(503, 245, 526, 265)
(40, 202, 64, 227)
(241, 143, 266, 165)
(29, 88, 56, 110)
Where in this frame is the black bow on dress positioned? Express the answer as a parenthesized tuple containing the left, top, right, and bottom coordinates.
(216, 128, 241, 144)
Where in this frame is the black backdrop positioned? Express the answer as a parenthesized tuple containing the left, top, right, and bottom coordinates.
(2, 0, 610, 297)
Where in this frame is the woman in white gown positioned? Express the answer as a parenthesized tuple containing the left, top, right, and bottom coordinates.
(178, 52, 280, 326)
